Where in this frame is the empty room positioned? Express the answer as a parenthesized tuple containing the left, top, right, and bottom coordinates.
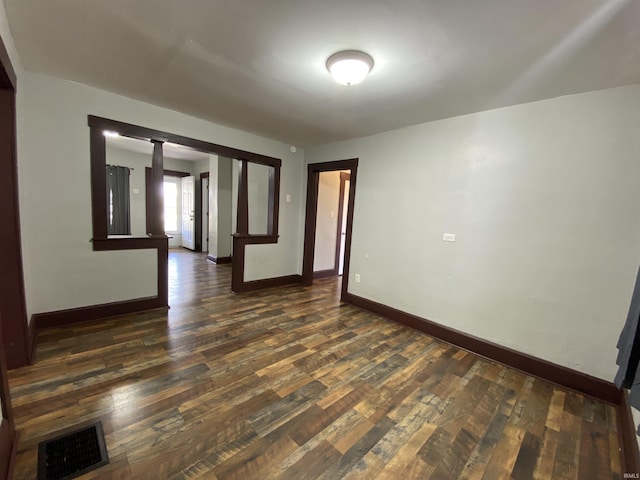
(0, 1, 640, 479)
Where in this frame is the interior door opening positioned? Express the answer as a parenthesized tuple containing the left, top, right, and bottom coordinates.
(302, 159, 358, 301)
(338, 173, 350, 275)
(312, 170, 350, 279)
(181, 175, 195, 250)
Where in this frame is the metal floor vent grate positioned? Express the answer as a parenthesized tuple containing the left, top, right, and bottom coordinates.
(38, 421, 109, 480)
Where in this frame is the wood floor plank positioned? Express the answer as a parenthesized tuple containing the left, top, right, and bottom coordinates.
(373, 421, 438, 479)
(480, 423, 526, 480)
(7, 250, 622, 479)
(274, 440, 341, 480)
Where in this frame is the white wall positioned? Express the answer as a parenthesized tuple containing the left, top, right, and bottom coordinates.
(194, 158, 209, 178)
(243, 159, 305, 282)
(314, 171, 340, 272)
(248, 162, 270, 235)
(207, 155, 233, 259)
(0, 1, 21, 75)
(16, 70, 305, 317)
(217, 158, 233, 257)
(305, 85, 640, 381)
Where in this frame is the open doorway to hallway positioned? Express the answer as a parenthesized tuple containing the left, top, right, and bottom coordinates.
(313, 171, 350, 279)
(302, 159, 358, 301)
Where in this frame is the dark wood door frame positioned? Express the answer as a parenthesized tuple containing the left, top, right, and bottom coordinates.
(0, 33, 29, 372)
(0, 30, 21, 480)
(196, 171, 209, 253)
(302, 159, 358, 300)
(0, 86, 27, 370)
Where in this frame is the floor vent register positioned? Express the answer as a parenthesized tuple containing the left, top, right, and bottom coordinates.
(37, 421, 109, 480)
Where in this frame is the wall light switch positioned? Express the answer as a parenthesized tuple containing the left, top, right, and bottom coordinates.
(133, 188, 140, 194)
(286, 194, 291, 203)
(443, 233, 456, 242)
(330, 211, 335, 218)
(355, 273, 361, 284)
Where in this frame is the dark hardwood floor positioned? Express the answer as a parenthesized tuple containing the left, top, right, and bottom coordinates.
(9, 249, 621, 479)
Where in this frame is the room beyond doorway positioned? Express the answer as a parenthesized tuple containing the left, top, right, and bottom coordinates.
(313, 171, 350, 279)
(302, 159, 358, 301)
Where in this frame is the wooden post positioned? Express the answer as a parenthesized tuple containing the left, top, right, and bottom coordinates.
(150, 140, 165, 236)
(236, 159, 249, 235)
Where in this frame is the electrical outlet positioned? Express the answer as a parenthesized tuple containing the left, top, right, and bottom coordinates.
(286, 194, 291, 203)
(355, 273, 361, 283)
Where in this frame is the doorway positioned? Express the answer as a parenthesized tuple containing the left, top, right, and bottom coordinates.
(312, 171, 350, 279)
(302, 159, 358, 300)
(337, 172, 350, 275)
(181, 175, 195, 249)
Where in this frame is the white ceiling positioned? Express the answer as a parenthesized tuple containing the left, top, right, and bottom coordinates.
(5, 0, 640, 146)
(107, 135, 210, 162)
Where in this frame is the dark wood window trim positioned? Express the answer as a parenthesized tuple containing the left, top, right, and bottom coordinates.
(88, 115, 282, 301)
(302, 159, 358, 301)
(148, 140, 166, 237)
(88, 116, 281, 166)
(236, 159, 249, 235)
(231, 157, 282, 292)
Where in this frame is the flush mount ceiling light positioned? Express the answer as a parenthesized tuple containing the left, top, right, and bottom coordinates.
(326, 50, 374, 86)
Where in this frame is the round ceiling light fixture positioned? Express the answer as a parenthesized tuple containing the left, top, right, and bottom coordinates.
(326, 50, 374, 86)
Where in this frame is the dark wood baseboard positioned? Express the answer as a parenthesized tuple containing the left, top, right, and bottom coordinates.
(0, 420, 17, 480)
(618, 390, 640, 476)
(236, 274, 302, 293)
(343, 292, 621, 404)
(32, 297, 167, 330)
(313, 269, 338, 279)
(207, 255, 232, 264)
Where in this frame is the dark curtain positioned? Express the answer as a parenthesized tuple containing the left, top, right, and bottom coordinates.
(106, 165, 131, 235)
(615, 265, 640, 418)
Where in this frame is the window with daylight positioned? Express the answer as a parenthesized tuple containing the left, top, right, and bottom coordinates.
(164, 181, 178, 232)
